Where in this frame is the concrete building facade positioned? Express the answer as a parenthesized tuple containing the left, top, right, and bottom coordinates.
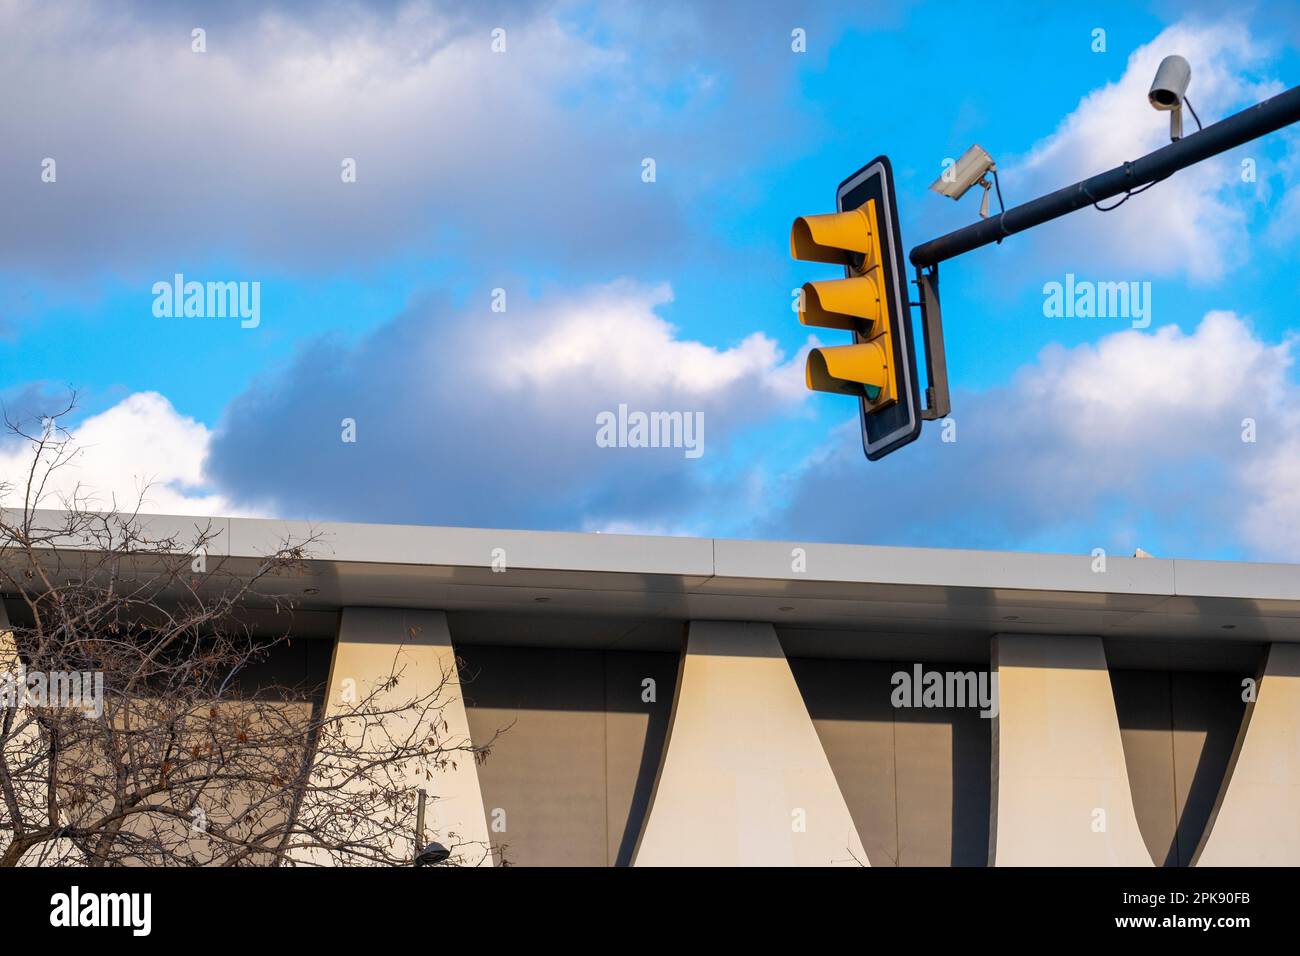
(5, 513, 1299, 867)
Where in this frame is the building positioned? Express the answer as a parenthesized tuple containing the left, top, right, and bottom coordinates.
(4, 512, 1299, 867)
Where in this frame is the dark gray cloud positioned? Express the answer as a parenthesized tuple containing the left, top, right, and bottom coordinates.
(0, 0, 678, 282)
(0, 0, 902, 290)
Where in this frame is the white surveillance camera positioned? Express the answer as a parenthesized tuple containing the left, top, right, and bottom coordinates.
(930, 144, 999, 217)
(1149, 54, 1191, 140)
(929, 144, 996, 200)
(1149, 54, 1190, 110)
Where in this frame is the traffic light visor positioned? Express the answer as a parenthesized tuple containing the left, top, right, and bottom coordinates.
(799, 274, 883, 331)
(790, 205, 876, 266)
(805, 341, 888, 399)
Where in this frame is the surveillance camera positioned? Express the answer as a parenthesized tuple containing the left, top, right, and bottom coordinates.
(929, 144, 995, 201)
(1149, 55, 1190, 110)
(1149, 54, 1191, 140)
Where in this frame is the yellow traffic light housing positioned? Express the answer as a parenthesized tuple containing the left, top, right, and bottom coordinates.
(788, 156, 923, 461)
(792, 198, 898, 407)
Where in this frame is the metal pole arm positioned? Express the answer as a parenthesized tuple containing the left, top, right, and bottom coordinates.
(909, 85, 1300, 268)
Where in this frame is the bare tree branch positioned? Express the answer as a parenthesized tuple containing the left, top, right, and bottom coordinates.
(0, 399, 498, 867)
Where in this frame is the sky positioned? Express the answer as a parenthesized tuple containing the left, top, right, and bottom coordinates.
(4, 0, 1300, 562)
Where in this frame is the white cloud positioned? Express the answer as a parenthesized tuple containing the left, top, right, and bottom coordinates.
(0, 392, 255, 518)
(771, 312, 1300, 561)
(1003, 21, 1280, 282)
(488, 280, 806, 403)
(1024, 312, 1283, 447)
(203, 279, 807, 530)
(1238, 404, 1300, 560)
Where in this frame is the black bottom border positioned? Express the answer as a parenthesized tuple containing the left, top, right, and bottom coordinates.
(4, 865, 1284, 943)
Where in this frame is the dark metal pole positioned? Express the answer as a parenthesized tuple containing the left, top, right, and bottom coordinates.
(414, 789, 427, 863)
(916, 268, 950, 420)
(910, 85, 1300, 268)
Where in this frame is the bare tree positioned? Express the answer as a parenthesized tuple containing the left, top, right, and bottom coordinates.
(0, 401, 497, 866)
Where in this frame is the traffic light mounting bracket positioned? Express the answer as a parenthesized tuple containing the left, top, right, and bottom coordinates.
(915, 265, 950, 421)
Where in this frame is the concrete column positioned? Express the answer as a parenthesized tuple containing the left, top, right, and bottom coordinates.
(633, 621, 866, 866)
(324, 608, 491, 865)
(991, 634, 1151, 866)
(1195, 643, 1300, 866)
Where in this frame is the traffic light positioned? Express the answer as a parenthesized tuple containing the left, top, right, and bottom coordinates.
(792, 201, 896, 406)
(790, 156, 922, 461)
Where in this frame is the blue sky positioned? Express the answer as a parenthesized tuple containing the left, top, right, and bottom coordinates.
(4, 0, 1300, 561)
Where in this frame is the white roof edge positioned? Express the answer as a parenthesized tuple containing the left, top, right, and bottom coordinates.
(10, 509, 1300, 603)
